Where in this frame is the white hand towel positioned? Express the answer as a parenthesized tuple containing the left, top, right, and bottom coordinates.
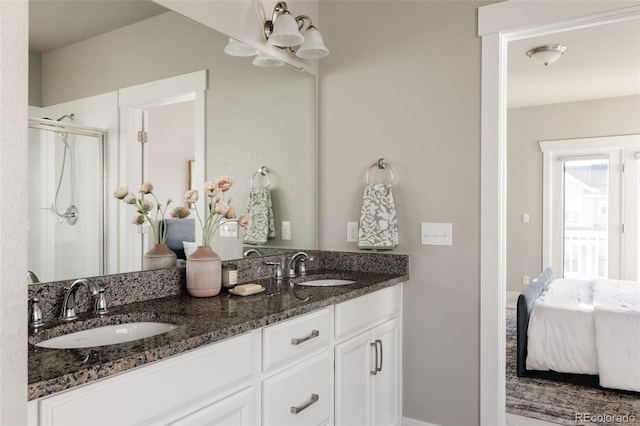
(243, 187, 276, 245)
(358, 183, 398, 250)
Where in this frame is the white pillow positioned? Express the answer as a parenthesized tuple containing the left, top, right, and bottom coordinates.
(183, 241, 197, 258)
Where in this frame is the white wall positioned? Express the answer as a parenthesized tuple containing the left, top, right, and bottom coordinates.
(147, 100, 195, 209)
(0, 1, 28, 424)
(319, 2, 482, 425)
(507, 94, 640, 292)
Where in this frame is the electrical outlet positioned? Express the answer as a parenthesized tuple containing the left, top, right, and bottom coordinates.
(347, 222, 359, 243)
(523, 275, 530, 286)
(282, 221, 292, 240)
(220, 222, 238, 238)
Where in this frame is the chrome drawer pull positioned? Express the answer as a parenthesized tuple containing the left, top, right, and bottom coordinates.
(291, 394, 319, 414)
(291, 329, 319, 345)
(370, 342, 378, 375)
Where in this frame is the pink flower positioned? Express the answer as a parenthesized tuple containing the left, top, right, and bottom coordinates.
(113, 186, 129, 200)
(204, 181, 219, 197)
(185, 189, 199, 204)
(214, 200, 230, 215)
(217, 177, 232, 192)
(225, 206, 236, 219)
(138, 199, 153, 214)
(139, 182, 153, 194)
(123, 194, 137, 205)
(238, 215, 250, 228)
(171, 206, 191, 219)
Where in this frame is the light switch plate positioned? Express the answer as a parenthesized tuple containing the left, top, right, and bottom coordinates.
(421, 222, 453, 246)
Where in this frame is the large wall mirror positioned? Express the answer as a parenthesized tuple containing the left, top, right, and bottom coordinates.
(27, 1, 317, 284)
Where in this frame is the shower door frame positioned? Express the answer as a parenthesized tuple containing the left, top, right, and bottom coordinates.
(28, 118, 108, 281)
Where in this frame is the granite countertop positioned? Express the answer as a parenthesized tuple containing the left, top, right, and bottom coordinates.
(28, 269, 407, 400)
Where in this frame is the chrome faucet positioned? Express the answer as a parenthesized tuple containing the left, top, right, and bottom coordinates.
(59, 278, 108, 321)
(27, 270, 40, 284)
(244, 248, 263, 257)
(286, 252, 313, 278)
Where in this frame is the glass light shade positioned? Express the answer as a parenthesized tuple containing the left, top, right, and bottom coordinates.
(530, 50, 563, 66)
(224, 38, 258, 57)
(295, 28, 329, 59)
(526, 44, 567, 66)
(268, 12, 304, 47)
(252, 51, 285, 68)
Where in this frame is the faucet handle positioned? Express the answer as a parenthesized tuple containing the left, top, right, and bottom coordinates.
(297, 256, 314, 277)
(94, 286, 108, 316)
(264, 261, 283, 280)
(29, 297, 44, 327)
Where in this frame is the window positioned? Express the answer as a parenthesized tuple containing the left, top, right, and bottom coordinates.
(541, 135, 640, 280)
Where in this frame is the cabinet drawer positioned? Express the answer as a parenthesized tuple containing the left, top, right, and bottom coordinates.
(262, 351, 330, 426)
(262, 308, 331, 372)
(36, 332, 257, 426)
(335, 284, 401, 341)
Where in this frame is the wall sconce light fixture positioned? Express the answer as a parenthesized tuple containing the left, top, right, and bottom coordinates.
(252, 51, 285, 68)
(224, 38, 259, 57)
(263, 1, 329, 59)
(526, 44, 567, 66)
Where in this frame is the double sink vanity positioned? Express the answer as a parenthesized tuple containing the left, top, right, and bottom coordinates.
(27, 250, 408, 426)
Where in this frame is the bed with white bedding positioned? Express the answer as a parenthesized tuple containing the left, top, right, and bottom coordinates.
(517, 269, 640, 392)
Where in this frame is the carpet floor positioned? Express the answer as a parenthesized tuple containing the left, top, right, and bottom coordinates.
(506, 308, 640, 425)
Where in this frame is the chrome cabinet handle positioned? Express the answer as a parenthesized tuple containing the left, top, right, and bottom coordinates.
(375, 339, 383, 372)
(291, 329, 319, 345)
(291, 394, 319, 414)
(370, 342, 378, 375)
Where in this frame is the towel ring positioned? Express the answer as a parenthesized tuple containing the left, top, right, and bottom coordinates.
(251, 166, 271, 189)
(365, 158, 394, 184)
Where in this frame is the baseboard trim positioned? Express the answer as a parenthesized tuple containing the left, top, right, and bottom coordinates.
(403, 416, 440, 426)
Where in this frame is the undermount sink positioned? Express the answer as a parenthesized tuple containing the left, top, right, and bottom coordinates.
(295, 279, 356, 287)
(36, 322, 178, 349)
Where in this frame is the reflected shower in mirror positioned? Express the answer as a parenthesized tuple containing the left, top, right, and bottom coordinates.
(28, 3, 316, 283)
(27, 115, 106, 282)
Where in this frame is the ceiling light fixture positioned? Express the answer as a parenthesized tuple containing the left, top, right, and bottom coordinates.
(263, 1, 329, 59)
(526, 44, 568, 66)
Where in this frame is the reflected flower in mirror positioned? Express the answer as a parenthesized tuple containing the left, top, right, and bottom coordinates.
(113, 182, 191, 244)
(186, 177, 249, 248)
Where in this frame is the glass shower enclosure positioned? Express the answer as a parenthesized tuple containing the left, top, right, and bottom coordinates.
(27, 118, 107, 283)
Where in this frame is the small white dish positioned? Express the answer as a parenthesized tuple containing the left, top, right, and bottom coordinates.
(228, 286, 265, 297)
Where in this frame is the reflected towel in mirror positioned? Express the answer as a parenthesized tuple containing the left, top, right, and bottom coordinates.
(358, 183, 398, 250)
(243, 188, 276, 245)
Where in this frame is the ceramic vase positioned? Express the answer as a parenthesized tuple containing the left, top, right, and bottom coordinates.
(143, 243, 177, 270)
(186, 246, 222, 297)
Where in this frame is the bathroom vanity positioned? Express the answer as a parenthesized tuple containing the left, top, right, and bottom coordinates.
(27, 251, 407, 425)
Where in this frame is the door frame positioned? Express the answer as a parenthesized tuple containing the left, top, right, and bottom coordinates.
(117, 70, 207, 272)
(478, 2, 640, 424)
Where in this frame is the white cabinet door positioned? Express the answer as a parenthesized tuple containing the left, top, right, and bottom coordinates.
(168, 387, 255, 426)
(335, 330, 373, 426)
(371, 318, 400, 426)
(334, 318, 400, 426)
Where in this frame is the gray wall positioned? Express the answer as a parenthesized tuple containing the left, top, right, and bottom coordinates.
(507, 95, 640, 292)
(319, 2, 483, 425)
